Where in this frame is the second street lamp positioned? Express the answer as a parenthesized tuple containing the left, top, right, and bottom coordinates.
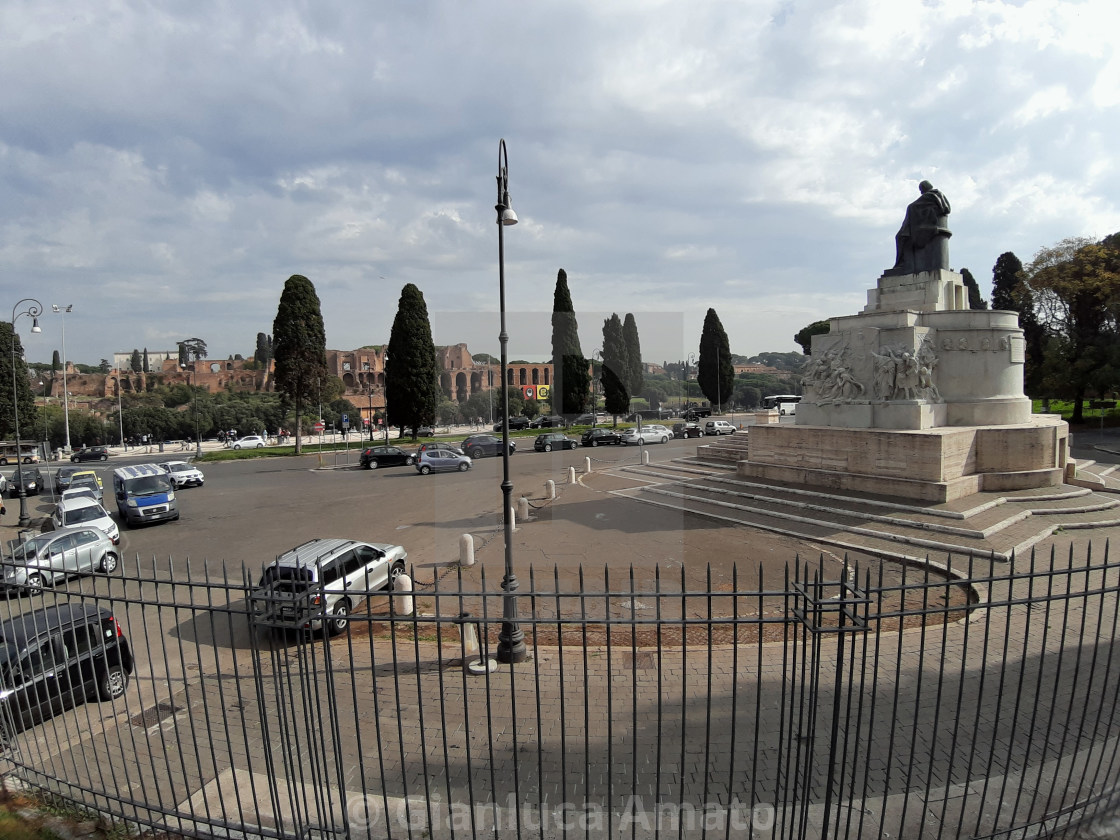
(52, 304, 73, 453)
(495, 138, 526, 665)
(11, 298, 43, 528)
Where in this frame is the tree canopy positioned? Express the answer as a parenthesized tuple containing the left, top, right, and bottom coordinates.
(622, 313, 643, 398)
(550, 269, 590, 416)
(961, 268, 988, 310)
(0, 321, 38, 440)
(698, 308, 734, 410)
(601, 314, 630, 417)
(793, 320, 830, 355)
(385, 283, 440, 440)
(272, 275, 328, 453)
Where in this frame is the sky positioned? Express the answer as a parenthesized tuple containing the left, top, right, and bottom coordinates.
(2, 0, 1118, 368)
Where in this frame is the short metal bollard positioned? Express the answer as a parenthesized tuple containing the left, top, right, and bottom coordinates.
(518, 496, 529, 521)
(643, 451, 650, 465)
(458, 612, 496, 675)
(392, 573, 414, 616)
(459, 533, 475, 567)
(545, 480, 556, 499)
(568, 466, 576, 483)
(584, 456, 592, 473)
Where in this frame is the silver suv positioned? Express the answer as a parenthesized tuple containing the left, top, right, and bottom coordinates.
(249, 538, 407, 635)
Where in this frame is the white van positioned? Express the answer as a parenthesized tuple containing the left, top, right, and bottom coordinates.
(703, 419, 736, 436)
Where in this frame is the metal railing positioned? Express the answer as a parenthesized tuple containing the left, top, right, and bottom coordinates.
(0, 544, 1118, 839)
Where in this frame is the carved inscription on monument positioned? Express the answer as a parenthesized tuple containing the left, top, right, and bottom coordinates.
(1010, 336, 1026, 365)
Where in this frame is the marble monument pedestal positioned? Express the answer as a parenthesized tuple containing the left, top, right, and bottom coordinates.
(737, 268, 1069, 503)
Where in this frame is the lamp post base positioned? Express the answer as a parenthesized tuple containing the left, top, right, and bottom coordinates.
(496, 622, 527, 664)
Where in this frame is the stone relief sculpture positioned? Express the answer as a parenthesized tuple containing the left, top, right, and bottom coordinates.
(883, 180, 952, 276)
(865, 339, 942, 403)
(870, 347, 900, 400)
(804, 346, 865, 404)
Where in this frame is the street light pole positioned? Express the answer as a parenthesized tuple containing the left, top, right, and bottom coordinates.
(52, 304, 72, 452)
(495, 138, 525, 665)
(11, 298, 43, 527)
(180, 364, 201, 457)
(117, 370, 126, 451)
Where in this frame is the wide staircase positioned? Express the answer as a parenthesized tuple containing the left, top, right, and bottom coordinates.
(599, 431, 1120, 563)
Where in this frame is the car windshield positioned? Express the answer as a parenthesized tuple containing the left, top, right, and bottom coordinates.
(12, 535, 52, 562)
(65, 506, 105, 525)
(169, 464, 191, 473)
(123, 475, 171, 495)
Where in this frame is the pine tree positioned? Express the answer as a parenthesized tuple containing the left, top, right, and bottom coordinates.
(622, 313, 643, 398)
(272, 274, 329, 454)
(601, 314, 630, 417)
(386, 284, 440, 440)
(130, 349, 142, 373)
(698, 308, 733, 411)
(960, 268, 988, 309)
(550, 269, 590, 416)
(0, 322, 38, 439)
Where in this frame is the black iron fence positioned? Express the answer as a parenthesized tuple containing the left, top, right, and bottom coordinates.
(0, 545, 1119, 839)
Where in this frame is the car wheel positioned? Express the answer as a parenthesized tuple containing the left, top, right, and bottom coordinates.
(0, 458, 6, 466)
(97, 664, 129, 701)
(590, 439, 598, 447)
(255, 443, 263, 449)
(100, 454, 108, 461)
(420, 465, 431, 475)
(405, 456, 414, 465)
(26, 573, 44, 592)
(544, 444, 553, 452)
(387, 561, 406, 590)
(661, 436, 669, 444)
(368, 460, 379, 469)
(70, 456, 79, 463)
(233, 444, 241, 450)
(328, 601, 350, 636)
(100, 551, 119, 574)
(470, 449, 483, 459)
(458, 462, 469, 472)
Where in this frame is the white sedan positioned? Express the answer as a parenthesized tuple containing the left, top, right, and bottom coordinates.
(620, 424, 672, 445)
(232, 436, 267, 449)
(159, 460, 205, 487)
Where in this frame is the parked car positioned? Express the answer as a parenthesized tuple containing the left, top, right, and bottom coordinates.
(493, 416, 531, 432)
(54, 466, 83, 492)
(671, 422, 704, 439)
(249, 538, 407, 635)
(580, 428, 622, 447)
(529, 415, 566, 429)
(417, 441, 464, 456)
(232, 435, 267, 449)
(52, 497, 120, 545)
(2, 527, 120, 592)
(8, 467, 43, 498)
(0, 604, 133, 739)
(416, 448, 473, 474)
(60, 486, 100, 506)
(460, 434, 515, 459)
(534, 432, 578, 452)
(71, 446, 110, 463)
(704, 420, 736, 436)
(68, 474, 103, 505)
(159, 460, 205, 487)
(359, 446, 416, 469)
(621, 425, 672, 445)
(572, 414, 597, 426)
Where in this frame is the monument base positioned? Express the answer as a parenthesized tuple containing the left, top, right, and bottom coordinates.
(738, 415, 1068, 503)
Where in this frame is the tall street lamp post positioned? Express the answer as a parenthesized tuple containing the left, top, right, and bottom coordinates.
(11, 299, 43, 527)
(117, 371, 126, 451)
(495, 138, 525, 665)
(52, 304, 73, 453)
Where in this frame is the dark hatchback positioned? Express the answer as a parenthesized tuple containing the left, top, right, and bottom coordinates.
(8, 467, 43, 498)
(534, 433, 578, 452)
(55, 465, 84, 491)
(581, 428, 622, 447)
(671, 422, 704, 439)
(529, 415, 566, 429)
(493, 416, 531, 432)
(0, 604, 133, 740)
(460, 434, 515, 459)
(359, 446, 416, 470)
(71, 446, 110, 462)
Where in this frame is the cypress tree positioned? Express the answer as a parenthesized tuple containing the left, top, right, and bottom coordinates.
(272, 274, 329, 454)
(142, 347, 150, 373)
(622, 313, 643, 398)
(601, 314, 630, 418)
(991, 251, 1046, 397)
(130, 349, 142, 373)
(550, 269, 590, 416)
(960, 268, 988, 309)
(0, 322, 37, 439)
(386, 284, 440, 440)
(991, 252, 1025, 311)
(698, 308, 733, 411)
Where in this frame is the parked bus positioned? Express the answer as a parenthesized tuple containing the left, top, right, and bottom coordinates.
(760, 395, 802, 415)
(0, 441, 41, 465)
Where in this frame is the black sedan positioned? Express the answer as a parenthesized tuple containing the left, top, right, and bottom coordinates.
(55, 465, 84, 491)
(581, 428, 622, 447)
(493, 416, 530, 432)
(360, 446, 417, 469)
(460, 434, 515, 459)
(9, 466, 43, 498)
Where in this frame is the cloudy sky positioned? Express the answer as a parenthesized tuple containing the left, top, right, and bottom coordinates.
(2, 0, 1117, 368)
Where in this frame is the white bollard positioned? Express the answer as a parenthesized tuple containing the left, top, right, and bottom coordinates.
(568, 466, 576, 483)
(460, 612, 496, 675)
(518, 496, 529, 520)
(392, 573, 414, 616)
(585, 456, 592, 473)
(643, 451, 650, 465)
(545, 480, 556, 499)
(459, 533, 475, 566)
